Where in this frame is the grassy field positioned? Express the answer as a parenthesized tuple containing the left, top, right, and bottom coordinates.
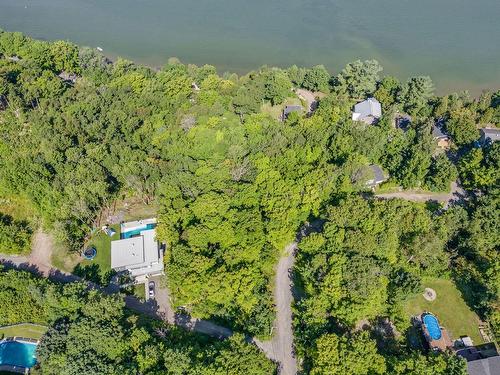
(0, 193, 36, 221)
(0, 324, 47, 340)
(261, 97, 303, 120)
(404, 278, 483, 344)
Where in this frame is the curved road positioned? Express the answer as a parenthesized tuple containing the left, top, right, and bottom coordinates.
(1, 223, 326, 375)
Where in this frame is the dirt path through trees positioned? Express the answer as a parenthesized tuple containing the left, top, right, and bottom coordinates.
(375, 182, 465, 206)
(0, 227, 317, 374)
(29, 230, 54, 275)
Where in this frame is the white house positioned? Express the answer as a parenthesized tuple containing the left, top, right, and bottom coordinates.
(111, 219, 164, 282)
(480, 128, 500, 143)
(352, 98, 382, 125)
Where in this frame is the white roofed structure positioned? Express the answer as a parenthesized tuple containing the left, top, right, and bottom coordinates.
(111, 219, 164, 281)
(352, 98, 382, 125)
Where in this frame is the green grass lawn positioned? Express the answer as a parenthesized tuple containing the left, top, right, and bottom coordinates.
(0, 193, 36, 221)
(404, 278, 483, 344)
(0, 324, 47, 340)
(261, 97, 303, 120)
(72, 224, 120, 285)
(134, 284, 146, 300)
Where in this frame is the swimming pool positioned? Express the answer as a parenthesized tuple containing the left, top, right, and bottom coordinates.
(423, 314, 442, 340)
(0, 340, 37, 368)
(121, 223, 156, 239)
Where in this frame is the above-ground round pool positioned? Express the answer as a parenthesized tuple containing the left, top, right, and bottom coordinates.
(0, 340, 37, 368)
(423, 314, 442, 340)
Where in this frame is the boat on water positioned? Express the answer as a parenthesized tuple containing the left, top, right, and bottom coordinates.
(96, 47, 103, 52)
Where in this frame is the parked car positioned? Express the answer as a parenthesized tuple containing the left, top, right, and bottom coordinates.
(148, 281, 155, 298)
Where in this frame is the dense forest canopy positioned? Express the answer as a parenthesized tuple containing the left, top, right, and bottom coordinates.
(0, 29, 498, 374)
(0, 267, 275, 374)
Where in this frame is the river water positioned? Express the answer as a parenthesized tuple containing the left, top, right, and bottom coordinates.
(1, 0, 499, 94)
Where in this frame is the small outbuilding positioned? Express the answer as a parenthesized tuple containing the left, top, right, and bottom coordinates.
(365, 164, 387, 189)
(58, 71, 78, 84)
(281, 105, 303, 121)
(480, 128, 500, 144)
(394, 113, 412, 131)
(352, 98, 382, 125)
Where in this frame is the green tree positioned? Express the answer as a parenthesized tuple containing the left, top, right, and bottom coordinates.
(302, 65, 330, 92)
(336, 59, 382, 98)
(374, 76, 401, 108)
(0, 214, 32, 255)
(262, 69, 292, 105)
(401, 76, 434, 115)
(425, 153, 458, 192)
(310, 332, 386, 375)
(445, 108, 479, 145)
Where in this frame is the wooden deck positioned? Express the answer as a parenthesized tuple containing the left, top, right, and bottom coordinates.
(423, 324, 453, 351)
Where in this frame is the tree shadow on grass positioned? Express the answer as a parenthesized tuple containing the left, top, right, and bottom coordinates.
(73, 263, 115, 286)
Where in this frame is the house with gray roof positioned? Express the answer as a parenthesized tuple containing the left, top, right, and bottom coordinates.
(467, 356, 500, 375)
(352, 98, 382, 125)
(365, 164, 387, 189)
(282, 105, 303, 121)
(480, 128, 500, 143)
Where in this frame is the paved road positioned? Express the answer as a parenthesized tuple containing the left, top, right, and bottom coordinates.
(255, 220, 326, 375)
(1, 222, 326, 374)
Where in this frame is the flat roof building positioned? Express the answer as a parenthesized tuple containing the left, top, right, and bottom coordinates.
(111, 219, 164, 281)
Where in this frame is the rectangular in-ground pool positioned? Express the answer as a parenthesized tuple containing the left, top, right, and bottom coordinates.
(121, 223, 156, 239)
(0, 340, 37, 368)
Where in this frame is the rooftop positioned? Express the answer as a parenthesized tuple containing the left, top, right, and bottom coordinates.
(467, 356, 500, 375)
(353, 98, 382, 120)
(432, 124, 448, 139)
(481, 128, 500, 142)
(111, 221, 163, 278)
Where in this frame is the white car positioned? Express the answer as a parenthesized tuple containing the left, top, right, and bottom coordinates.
(148, 281, 155, 298)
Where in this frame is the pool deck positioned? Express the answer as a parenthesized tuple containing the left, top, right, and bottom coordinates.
(422, 323, 453, 351)
(120, 218, 157, 233)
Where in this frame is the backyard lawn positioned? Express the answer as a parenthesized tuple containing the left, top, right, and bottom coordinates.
(72, 224, 120, 284)
(261, 97, 303, 120)
(0, 324, 47, 340)
(134, 284, 146, 300)
(404, 278, 483, 344)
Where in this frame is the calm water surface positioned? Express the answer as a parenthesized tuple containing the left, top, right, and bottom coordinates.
(0, 0, 499, 94)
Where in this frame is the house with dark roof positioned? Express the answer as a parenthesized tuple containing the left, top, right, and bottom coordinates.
(394, 113, 412, 131)
(352, 98, 382, 125)
(281, 105, 302, 121)
(480, 128, 500, 144)
(456, 342, 499, 375)
(432, 124, 451, 149)
(365, 164, 387, 189)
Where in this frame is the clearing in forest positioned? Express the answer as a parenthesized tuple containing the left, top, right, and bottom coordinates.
(404, 278, 483, 344)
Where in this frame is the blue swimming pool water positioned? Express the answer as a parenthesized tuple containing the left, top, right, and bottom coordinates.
(121, 223, 156, 239)
(423, 314, 442, 340)
(0, 341, 37, 368)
